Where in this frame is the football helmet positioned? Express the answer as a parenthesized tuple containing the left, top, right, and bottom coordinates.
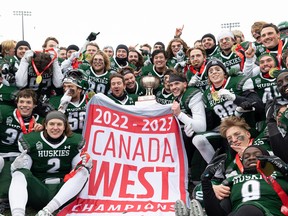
(63, 69, 89, 90)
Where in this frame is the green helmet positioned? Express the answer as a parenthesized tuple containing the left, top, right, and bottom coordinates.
(63, 69, 89, 90)
(278, 21, 288, 30)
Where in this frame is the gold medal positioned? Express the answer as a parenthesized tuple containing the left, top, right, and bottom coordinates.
(36, 75, 42, 84)
(211, 91, 219, 102)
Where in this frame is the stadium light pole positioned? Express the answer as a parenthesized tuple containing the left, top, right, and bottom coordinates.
(13, 11, 32, 40)
(221, 22, 240, 31)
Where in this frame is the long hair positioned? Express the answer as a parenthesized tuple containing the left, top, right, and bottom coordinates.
(128, 49, 144, 69)
(166, 38, 189, 59)
(90, 50, 111, 71)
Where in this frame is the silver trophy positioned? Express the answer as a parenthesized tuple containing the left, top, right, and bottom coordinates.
(136, 73, 160, 104)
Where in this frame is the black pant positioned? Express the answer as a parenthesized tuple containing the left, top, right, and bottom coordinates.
(228, 205, 264, 216)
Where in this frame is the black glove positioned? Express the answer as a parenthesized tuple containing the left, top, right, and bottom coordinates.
(238, 101, 256, 112)
(86, 32, 100, 41)
(201, 149, 227, 181)
(5, 73, 16, 84)
(265, 99, 277, 124)
(257, 155, 288, 177)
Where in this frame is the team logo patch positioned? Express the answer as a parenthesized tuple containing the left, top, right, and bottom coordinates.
(36, 141, 43, 150)
(259, 47, 265, 53)
(6, 116, 13, 125)
(86, 70, 91, 76)
(255, 78, 261, 85)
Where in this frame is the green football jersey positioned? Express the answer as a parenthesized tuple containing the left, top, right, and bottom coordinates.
(12, 56, 21, 72)
(0, 84, 19, 105)
(19, 131, 84, 181)
(186, 68, 209, 92)
(141, 64, 166, 84)
(0, 106, 42, 153)
(252, 127, 271, 151)
(24, 65, 54, 99)
(203, 75, 252, 120)
(254, 42, 265, 55)
(255, 44, 266, 60)
(213, 51, 242, 72)
(250, 74, 281, 105)
(49, 95, 87, 134)
(166, 56, 188, 70)
(126, 78, 146, 96)
(166, 57, 178, 69)
(250, 74, 280, 130)
(128, 62, 139, 71)
(107, 93, 138, 105)
(0, 55, 18, 75)
(227, 172, 288, 216)
(179, 86, 202, 118)
(155, 88, 174, 105)
(109, 57, 131, 73)
(85, 66, 112, 94)
(206, 46, 220, 61)
(78, 61, 91, 72)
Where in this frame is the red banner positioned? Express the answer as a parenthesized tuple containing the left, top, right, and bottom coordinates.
(58, 94, 189, 216)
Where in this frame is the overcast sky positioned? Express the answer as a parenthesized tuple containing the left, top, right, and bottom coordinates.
(1, 0, 287, 51)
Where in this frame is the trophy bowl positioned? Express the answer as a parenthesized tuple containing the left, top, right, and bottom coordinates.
(136, 74, 160, 105)
(140, 74, 160, 96)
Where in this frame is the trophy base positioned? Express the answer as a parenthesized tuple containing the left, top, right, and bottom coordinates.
(135, 95, 157, 106)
